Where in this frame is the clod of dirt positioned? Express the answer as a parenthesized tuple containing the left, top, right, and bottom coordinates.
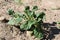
(0, 16, 5, 21)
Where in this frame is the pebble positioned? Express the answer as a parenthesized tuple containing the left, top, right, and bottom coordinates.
(0, 16, 5, 21)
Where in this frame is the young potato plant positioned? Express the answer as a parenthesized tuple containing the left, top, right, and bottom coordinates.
(7, 6, 45, 39)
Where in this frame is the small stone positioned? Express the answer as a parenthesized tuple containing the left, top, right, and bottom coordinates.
(26, 31, 32, 37)
(0, 16, 5, 21)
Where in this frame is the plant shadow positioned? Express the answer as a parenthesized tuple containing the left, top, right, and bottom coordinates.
(42, 22, 60, 40)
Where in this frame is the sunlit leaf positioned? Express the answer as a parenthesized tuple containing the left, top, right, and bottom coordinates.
(20, 20, 36, 30)
(8, 17, 23, 25)
(33, 28, 43, 39)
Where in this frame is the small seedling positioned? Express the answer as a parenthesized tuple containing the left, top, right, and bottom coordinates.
(7, 6, 45, 39)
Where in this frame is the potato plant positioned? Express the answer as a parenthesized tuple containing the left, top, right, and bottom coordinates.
(7, 6, 45, 39)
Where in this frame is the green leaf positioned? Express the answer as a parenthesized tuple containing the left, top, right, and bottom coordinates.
(14, 12, 23, 18)
(35, 13, 40, 17)
(8, 17, 23, 25)
(20, 22, 27, 30)
(35, 12, 45, 22)
(37, 12, 45, 19)
(33, 28, 43, 39)
(34, 12, 45, 22)
(25, 6, 30, 10)
(37, 18, 41, 22)
(28, 20, 36, 27)
(20, 20, 36, 30)
(8, 9, 14, 15)
(32, 6, 38, 11)
(24, 10, 34, 18)
(9, 11, 24, 18)
(57, 22, 60, 24)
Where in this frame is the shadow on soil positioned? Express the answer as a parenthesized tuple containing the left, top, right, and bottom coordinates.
(42, 22, 60, 40)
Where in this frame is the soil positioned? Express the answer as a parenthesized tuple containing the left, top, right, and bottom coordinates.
(0, 0, 60, 40)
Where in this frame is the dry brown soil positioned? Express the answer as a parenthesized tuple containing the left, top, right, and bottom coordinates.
(0, 0, 60, 40)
